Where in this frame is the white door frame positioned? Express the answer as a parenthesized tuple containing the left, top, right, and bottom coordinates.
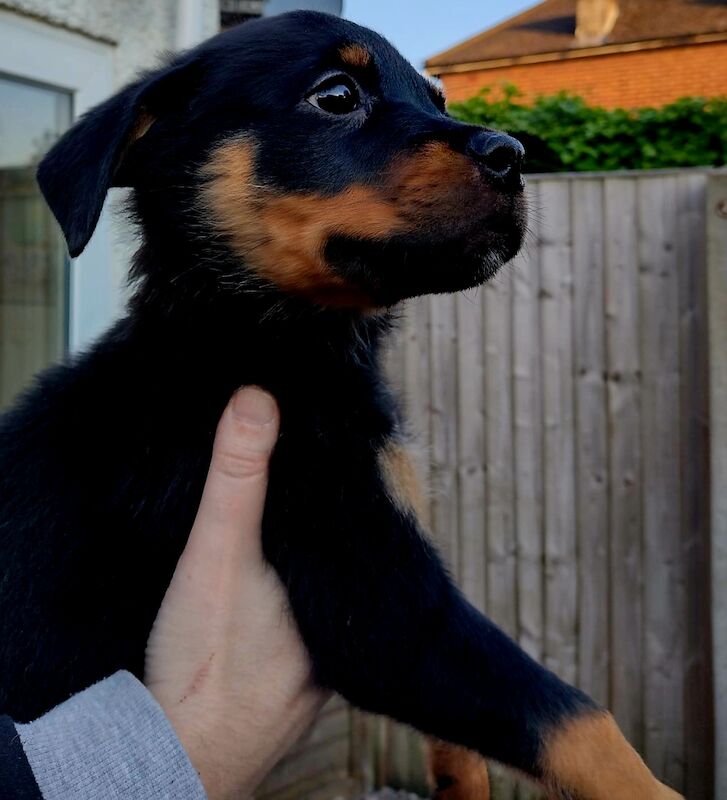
(0, 8, 116, 352)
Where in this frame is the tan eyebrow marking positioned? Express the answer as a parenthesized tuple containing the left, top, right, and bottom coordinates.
(338, 44, 373, 69)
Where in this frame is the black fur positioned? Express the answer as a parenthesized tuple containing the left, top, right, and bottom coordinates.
(0, 11, 595, 781)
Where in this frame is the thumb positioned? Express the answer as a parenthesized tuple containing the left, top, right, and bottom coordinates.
(185, 387, 279, 564)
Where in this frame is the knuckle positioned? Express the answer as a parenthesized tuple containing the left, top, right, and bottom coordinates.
(213, 443, 269, 480)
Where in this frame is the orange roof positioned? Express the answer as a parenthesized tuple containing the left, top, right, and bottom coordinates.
(426, 0, 727, 71)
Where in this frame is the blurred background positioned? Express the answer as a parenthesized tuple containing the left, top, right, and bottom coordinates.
(0, 1, 725, 799)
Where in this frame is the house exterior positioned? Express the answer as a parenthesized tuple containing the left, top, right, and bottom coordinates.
(0, 0, 219, 408)
(426, 0, 727, 107)
(221, 0, 265, 27)
(220, 0, 341, 27)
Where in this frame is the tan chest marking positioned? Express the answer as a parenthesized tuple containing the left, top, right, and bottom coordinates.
(378, 441, 427, 521)
(202, 139, 402, 307)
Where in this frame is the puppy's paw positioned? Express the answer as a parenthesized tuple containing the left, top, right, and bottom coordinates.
(426, 740, 490, 800)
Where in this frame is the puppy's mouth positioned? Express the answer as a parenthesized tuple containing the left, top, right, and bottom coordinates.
(324, 195, 526, 306)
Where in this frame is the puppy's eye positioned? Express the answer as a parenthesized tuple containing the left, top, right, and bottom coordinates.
(307, 77, 360, 115)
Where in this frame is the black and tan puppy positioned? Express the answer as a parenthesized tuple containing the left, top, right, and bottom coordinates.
(0, 12, 680, 799)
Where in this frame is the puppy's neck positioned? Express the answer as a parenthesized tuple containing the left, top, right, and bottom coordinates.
(126, 239, 395, 374)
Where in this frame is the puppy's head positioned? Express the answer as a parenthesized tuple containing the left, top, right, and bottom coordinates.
(38, 12, 526, 309)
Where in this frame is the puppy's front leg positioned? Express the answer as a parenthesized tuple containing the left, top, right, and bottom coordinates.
(265, 440, 683, 800)
(375, 443, 683, 800)
(414, 596, 679, 800)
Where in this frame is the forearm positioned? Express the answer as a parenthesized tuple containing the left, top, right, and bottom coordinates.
(1, 671, 206, 800)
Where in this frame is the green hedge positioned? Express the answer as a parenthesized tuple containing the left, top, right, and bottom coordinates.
(449, 85, 727, 173)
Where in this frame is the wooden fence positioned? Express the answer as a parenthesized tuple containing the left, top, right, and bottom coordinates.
(258, 168, 724, 800)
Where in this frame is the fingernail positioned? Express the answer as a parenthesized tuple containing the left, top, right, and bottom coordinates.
(232, 387, 277, 426)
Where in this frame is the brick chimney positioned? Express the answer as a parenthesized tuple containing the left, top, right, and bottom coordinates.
(575, 0, 620, 46)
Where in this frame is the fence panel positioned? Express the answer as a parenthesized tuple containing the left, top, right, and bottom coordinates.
(379, 169, 715, 799)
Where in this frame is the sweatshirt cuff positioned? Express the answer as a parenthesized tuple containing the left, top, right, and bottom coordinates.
(16, 671, 207, 800)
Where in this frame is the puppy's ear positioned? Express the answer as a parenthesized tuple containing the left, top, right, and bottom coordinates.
(37, 56, 203, 258)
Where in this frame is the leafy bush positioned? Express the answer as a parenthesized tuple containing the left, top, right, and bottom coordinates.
(449, 85, 727, 173)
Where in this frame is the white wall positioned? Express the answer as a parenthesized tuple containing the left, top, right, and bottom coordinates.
(1, 0, 220, 81)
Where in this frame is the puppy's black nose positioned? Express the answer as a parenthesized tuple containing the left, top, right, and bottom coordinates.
(467, 131, 525, 186)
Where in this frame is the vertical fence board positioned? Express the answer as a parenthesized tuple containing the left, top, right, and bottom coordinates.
(456, 289, 487, 612)
(483, 268, 518, 800)
(385, 725, 412, 791)
(677, 173, 713, 800)
(539, 179, 578, 685)
(512, 188, 548, 800)
(707, 174, 727, 800)
(512, 185, 545, 664)
(487, 763, 517, 800)
(484, 268, 517, 639)
(603, 177, 644, 751)
(349, 709, 375, 796)
(402, 297, 433, 528)
(430, 294, 459, 570)
(572, 179, 610, 706)
(384, 308, 407, 399)
(638, 176, 685, 790)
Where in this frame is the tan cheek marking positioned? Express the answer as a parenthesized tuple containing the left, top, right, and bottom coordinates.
(378, 442, 427, 521)
(427, 739, 491, 800)
(338, 44, 372, 68)
(543, 712, 682, 799)
(202, 139, 406, 306)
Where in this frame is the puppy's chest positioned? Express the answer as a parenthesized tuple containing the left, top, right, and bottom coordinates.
(259, 380, 431, 557)
(271, 380, 398, 483)
(135, 358, 396, 514)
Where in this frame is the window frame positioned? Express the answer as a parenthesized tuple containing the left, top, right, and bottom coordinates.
(0, 8, 116, 352)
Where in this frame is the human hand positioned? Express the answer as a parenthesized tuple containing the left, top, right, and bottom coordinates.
(144, 387, 329, 800)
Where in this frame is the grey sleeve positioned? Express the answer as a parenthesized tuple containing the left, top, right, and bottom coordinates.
(15, 671, 207, 800)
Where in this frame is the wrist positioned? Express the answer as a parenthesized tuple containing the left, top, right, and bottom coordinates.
(150, 677, 329, 800)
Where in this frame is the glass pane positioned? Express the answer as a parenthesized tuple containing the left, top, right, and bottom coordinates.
(0, 75, 72, 409)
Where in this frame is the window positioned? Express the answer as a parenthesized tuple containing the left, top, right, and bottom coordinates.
(0, 75, 71, 408)
(0, 8, 115, 402)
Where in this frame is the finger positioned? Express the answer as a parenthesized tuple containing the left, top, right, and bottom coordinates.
(185, 387, 279, 565)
